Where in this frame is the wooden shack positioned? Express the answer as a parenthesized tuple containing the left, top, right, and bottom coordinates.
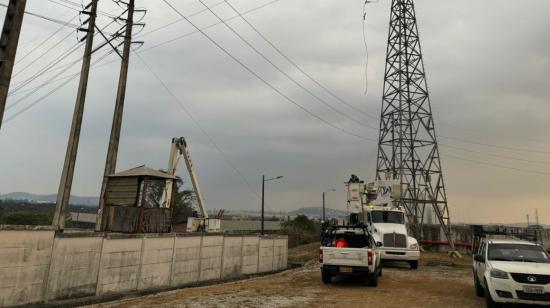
(100, 165, 177, 233)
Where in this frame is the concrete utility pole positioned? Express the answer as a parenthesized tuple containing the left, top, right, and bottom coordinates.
(96, 0, 135, 231)
(0, 0, 27, 130)
(52, 0, 99, 229)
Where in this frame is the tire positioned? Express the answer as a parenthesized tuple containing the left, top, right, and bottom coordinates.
(368, 272, 379, 287)
(484, 280, 502, 308)
(378, 266, 383, 277)
(474, 273, 484, 297)
(321, 269, 332, 284)
(409, 260, 418, 269)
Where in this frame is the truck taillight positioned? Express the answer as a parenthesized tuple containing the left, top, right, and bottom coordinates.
(319, 248, 323, 263)
(368, 250, 373, 266)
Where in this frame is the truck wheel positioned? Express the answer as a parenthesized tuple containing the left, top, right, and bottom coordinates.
(484, 280, 502, 308)
(474, 274, 484, 297)
(321, 269, 332, 284)
(378, 266, 383, 277)
(368, 273, 378, 287)
(409, 260, 418, 269)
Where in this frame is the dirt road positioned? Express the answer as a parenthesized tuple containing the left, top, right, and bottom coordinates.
(90, 244, 485, 308)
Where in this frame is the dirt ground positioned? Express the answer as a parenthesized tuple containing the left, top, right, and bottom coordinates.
(88, 245, 487, 308)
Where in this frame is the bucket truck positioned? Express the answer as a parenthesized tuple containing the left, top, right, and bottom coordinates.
(165, 137, 220, 232)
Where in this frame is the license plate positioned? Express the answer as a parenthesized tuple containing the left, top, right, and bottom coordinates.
(340, 266, 353, 273)
(523, 286, 544, 294)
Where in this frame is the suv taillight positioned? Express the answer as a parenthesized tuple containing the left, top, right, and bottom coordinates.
(368, 250, 373, 266)
(319, 248, 323, 263)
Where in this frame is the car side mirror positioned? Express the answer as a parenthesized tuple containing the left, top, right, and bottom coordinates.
(376, 241, 383, 247)
(474, 254, 485, 263)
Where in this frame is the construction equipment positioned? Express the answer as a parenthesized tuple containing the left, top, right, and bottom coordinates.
(166, 137, 220, 232)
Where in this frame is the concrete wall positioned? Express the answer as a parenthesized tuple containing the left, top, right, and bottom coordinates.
(0, 229, 288, 307)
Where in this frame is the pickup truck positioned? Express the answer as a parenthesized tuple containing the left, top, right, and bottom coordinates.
(473, 238, 550, 307)
(320, 226, 382, 286)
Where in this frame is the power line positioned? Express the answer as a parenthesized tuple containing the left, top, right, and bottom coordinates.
(223, 0, 379, 122)
(442, 152, 550, 176)
(3, 49, 115, 124)
(13, 18, 78, 79)
(133, 50, 262, 200)
(440, 143, 550, 166)
(204, 0, 378, 132)
(136, 0, 227, 39)
(140, 0, 282, 53)
(439, 135, 550, 155)
(162, 0, 375, 142)
(4, 0, 282, 124)
(0, 3, 79, 28)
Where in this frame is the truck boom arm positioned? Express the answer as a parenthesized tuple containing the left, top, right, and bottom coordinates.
(166, 137, 208, 219)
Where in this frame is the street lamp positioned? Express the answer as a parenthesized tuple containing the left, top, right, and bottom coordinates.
(262, 175, 283, 235)
(322, 189, 336, 222)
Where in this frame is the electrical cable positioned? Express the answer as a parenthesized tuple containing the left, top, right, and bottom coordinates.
(0, 3, 80, 28)
(13, 18, 79, 78)
(136, 0, 227, 39)
(133, 50, 262, 200)
(362, 0, 369, 96)
(3, 49, 116, 124)
(440, 143, 550, 166)
(140, 0, 282, 53)
(198, 0, 377, 132)
(439, 135, 550, 155)
(162, 0, 375, 142)
(223, 0, 380, 125)
(442, 152, 550, 176)
(3, 0, 282, 125)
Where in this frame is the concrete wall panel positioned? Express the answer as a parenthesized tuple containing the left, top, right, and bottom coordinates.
(273, 238, 287, 271)
(138, 237, 174, 290)
(171, 236, 201, 285)
(0, 230, 287, 307)
(46, 236, 102, 300)
(241, 236, 260, 275)
(221, 237, 242, 278)
(199, 236, 223, 281)
(0, 230, 55, 307)
(258, 238, 275, 273)
(97, 238, 142, 295)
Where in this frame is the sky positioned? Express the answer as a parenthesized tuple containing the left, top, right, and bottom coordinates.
(1, 0, 549, 225)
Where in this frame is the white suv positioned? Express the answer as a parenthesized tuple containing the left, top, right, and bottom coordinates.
(472, 238, 550, 307)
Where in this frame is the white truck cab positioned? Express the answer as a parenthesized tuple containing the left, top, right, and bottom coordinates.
(365, 205, 420, 269)
(473, 238, 550, 307)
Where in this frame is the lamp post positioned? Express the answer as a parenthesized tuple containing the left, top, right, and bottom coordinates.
(262, 175, 283, 235)
(322, 189, 336, 222)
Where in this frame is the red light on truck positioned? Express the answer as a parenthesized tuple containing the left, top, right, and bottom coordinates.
(335, 238, 348, 248)
(319, 248, 323, 263)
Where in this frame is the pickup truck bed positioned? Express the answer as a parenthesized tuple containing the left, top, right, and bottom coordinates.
(319, 227, 381, 286)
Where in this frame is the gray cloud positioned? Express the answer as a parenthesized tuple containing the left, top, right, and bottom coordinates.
(1, 0, 550, 224)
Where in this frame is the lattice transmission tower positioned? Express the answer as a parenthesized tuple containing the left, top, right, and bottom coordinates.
(375, 0, 454, 249)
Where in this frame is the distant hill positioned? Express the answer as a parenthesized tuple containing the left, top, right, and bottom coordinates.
(288, 207, 347, 219)
(0, 192, 99, 207)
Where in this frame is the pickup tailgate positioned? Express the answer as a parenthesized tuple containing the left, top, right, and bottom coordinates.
(322, 247, 371, 267)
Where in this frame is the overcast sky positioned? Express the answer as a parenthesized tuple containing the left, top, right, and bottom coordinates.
(1, 0, 549, 224)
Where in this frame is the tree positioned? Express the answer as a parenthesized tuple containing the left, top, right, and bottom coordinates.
(0, 200, 4, 224)
(172, 181, 196, 224)
(282, 215, 320, 246)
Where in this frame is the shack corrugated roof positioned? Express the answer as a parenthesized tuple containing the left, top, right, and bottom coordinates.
(108, 165, 176, 179)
